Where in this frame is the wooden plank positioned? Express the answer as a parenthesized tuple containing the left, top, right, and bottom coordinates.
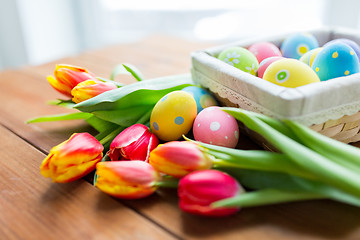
(0, 124, 177, 240)
(0, 70, 93, 151)
(123, 190, 360, 240)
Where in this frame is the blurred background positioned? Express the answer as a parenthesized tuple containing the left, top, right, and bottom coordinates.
(1, 0, 359, 71)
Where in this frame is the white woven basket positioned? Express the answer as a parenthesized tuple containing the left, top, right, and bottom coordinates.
(191, 27, 360, 143)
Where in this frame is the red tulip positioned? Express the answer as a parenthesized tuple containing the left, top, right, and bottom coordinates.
(95, 160, 160, 199)
(40, 132, 103, 183)
(148, 141, 212, 178)
(47, 64, 96, 97)
(178, 169, 243, 217)
(107, 124, 159, 162)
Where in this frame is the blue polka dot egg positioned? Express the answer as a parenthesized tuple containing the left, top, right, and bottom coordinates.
(281, 33, 319, 59)
(150, 91, 197, 141)
(181, 86, 218, 114)
(311, 42, 360, 81)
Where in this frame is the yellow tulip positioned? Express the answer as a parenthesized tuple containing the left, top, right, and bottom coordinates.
(47, 64, 96, 97)
(96, 161, 160, 199)
(40, 133, 103, 183)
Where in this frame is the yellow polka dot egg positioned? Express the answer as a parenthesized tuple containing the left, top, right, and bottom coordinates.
(311, 42, 360, 81)
(263, 58, 320, 88)
(150, 91, 197, 141)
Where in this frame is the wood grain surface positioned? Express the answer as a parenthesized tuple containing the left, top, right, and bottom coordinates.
(1, 35, 360, 240)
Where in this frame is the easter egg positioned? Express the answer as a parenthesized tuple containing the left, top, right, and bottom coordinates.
(248, 42, 282, 63)
(257, 56, 284, 78)
(150, 91, 197, 141)
(218, 47, 259, 75)
(281, 33, 319, 59)
(299, 47, 323, 67)
(182, 86, 218, 114)
(323, 38, 360, 61)
(263, 58, 320, 88)
(311, 42, 360, 81)
(193, 107, 239, 148)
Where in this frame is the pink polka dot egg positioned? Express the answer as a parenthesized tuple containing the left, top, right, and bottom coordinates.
(248, 42, 282, 64)
(193, 107, 239, 148)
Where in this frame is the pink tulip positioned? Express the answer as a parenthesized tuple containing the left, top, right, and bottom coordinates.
(148, 141, 212, 178)
(107, 124, 159, 162)
(178, 169, 243, 217)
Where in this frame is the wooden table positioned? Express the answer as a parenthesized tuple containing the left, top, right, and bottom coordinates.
(1, 35, 360, 240)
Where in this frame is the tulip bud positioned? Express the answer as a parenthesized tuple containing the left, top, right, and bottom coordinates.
(47, 64, 96, 97)
(71, 79, 117, 103)
(95, 160, 160, 199)
(148, 141, 212, 178)
(178, 169, 243, 217)
(107, 124, 159, 162)
(40, 132, 103, 183)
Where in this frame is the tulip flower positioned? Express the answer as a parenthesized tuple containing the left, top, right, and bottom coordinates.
(40, 132, 103, 183)
(47, 64, 96, 97)
(71, 79, 117, 103)
(148, 141, 212, 178)
(178, 169, 243, 217)
(107, 124, 159, 162)
(95, 160, 160, 199)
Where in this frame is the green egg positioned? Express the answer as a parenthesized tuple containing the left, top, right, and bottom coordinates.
(218, 47, 259, 75)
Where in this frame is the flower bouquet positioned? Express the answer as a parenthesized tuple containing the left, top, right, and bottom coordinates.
(29, 63, 360, 217)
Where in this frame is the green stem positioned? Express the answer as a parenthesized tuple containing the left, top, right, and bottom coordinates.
(136, 109, 152, 125)
(98, 126, 125, 145)
(224, 108, 360, 198)
(225, 108, 298, 140)
(284, 119, 360, 172)
(93, 155, 110, 186)
(185, 136, 315, 180)
(212, 189, 324, 208)
(154, 179, 179, 188)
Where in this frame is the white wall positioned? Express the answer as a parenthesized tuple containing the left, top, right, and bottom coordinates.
(16, 0, 80, 65)
(0, 0, 28, 69)
(1, 0, 360, 71)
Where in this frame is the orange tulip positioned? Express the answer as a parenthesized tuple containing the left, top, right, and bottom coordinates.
(47, 64, 96, 97)
(95, 161, 161, 199)
(71, 79, 117, 103)
(40, 133, 103, 183)
(148, 141, 212, 178)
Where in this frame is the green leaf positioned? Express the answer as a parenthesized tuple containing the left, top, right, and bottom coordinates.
(47, 99, 75, 109)
(74, 74, 193, 113)
(223, 107, 360, 198)
(110, 63, 144, 81)
(97, 77, 125, 87)
(27, 112, 93, 123)
(284, 119, 360, 172)
(92, 105, 153, 126)
(219, 168, 360, 207)
(110, 64, 131, 80)
(86, 115, 118, 132)
(123, 64, 144, 81)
